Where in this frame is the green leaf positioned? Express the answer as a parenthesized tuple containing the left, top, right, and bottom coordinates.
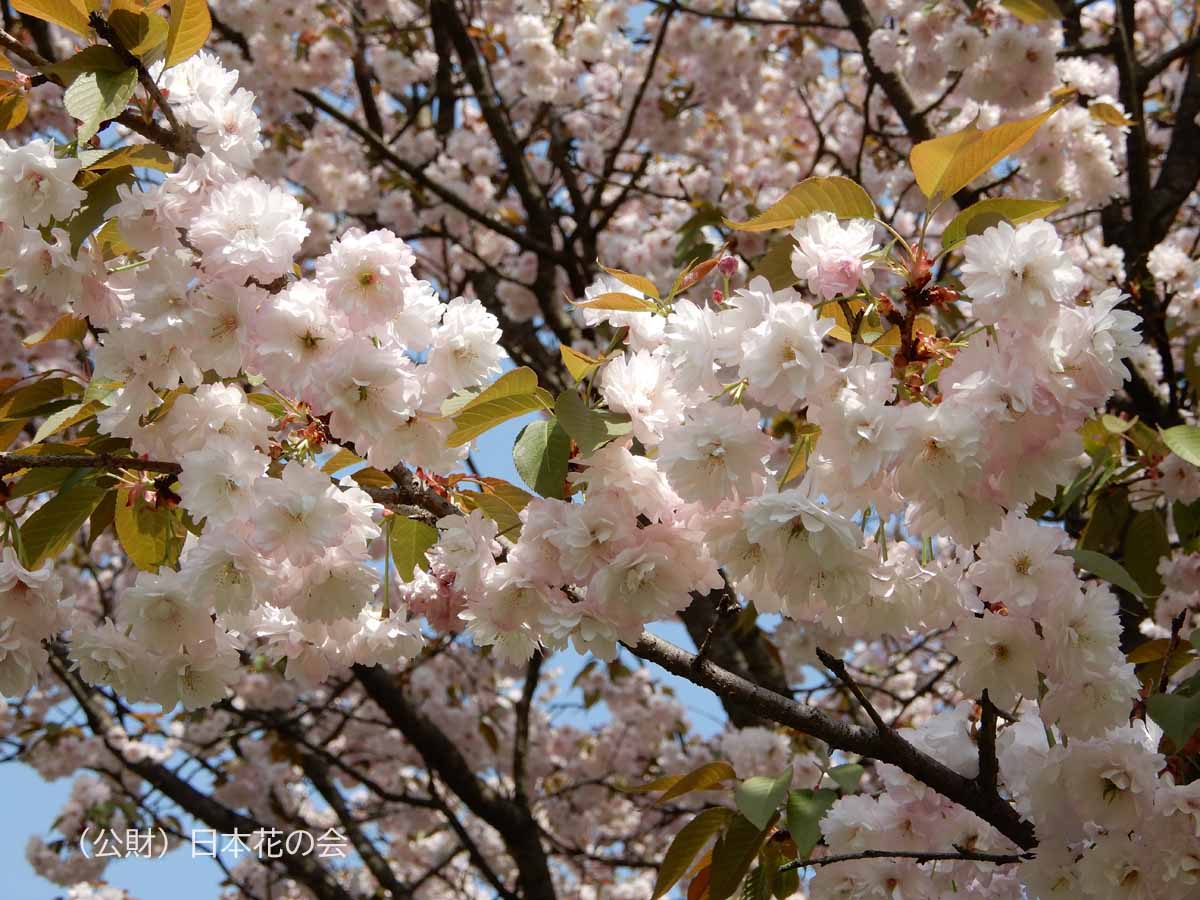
(827, 763, 865, 794)
(32, 400, 99, 443)
(559, 345, 605, 382)
(320, 447, 365, 475)
(1089, 101, 1134, 128)
(512, 418, 571, 499)
(447, 367, 554, 447)
(11, 0, 90, 36)
(735, 769, 792, 832)
(0, 84, 28, 130)
(388, 516, 438, 582)
(22, 313, 89, 347)
(109, 8, 169, 58)
(82, 376, 123, 404)
(1080, 486, 1133, 554)
(1122, 509, 1170, 603)
(19, 481, 107, 568)
(164, 0, 212, 67)
(941, 197, 1067, 250)
(1163, 425, 1200, 467)
(245, 392, 287, 419)
(455, 481, 532, 539)
(86, 142, 174, 172)
(40, 46, 128, 87)
(724, 176, 874, 232)
(740, 865, 771, 900)
(773, 867, 800, 899)
(1146, 692, 1200, 750)
(999, 0, 1062, 23)
(554, 390, 633, 457)
(709, 814, 771, 900)
(1174, 500, 1200, 548)
(64, 67, 139, 143)
(652, 807, 733, 899)
(785, 788, 836, 859)
(598, 263, 660, 300)
(68, 166, 137, 253)
(1066, 548, 1145, 598)
(115, 486, 186, 572)
(749, 236, 800, 291)
(658, 760, 737, 804)
(910, 103, 1065, 206)
(571, 291, 657, 313)
(87, 488, 117, 550)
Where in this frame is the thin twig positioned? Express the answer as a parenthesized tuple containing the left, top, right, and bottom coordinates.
(815, 646, 893, 738)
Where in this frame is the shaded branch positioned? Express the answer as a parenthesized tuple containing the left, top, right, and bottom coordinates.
(780, 846, 1033, 873)
(626, 631, 1037, 851)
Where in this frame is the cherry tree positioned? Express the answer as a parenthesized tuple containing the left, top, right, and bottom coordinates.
(0, 0, 1199, 898)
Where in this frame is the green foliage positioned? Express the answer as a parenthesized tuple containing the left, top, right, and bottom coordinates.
(447, 367, 554, 446)
(11, 0, 90, 36)
(709, 813, 771, 900)
(651, 807, 732, 899)
(785, 788, 837, 859)
(64, 68, 139, 143)
(69, 166, 137, 252)
(1067, 548, 1147, 598)
(940, 197, 1067, 250)
(164, 0, 212, 67)
(387, 516, 438, 582)
(1122, 509, 1170, 603)
(656, 761, 736, 804)
(18, 480, 107, 568)
(827, 763, 865, 794)
(1163, 425, 1200, 467)
(512, 418, 570, 499)
(910, 102, 1065, 206)
(734, 769, 792, 831)
(1146, 692, 1200, 751)
(724, 176, 874, 232)
(749, 236, 800, 291)
(115, 486, 186, 572)
(554, 390, 633, 457)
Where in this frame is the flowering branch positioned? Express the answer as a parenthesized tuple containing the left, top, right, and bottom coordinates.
(627, 631, 1038, 851)
(779, 846, 1033, 873)
(86, 11, 200, 157)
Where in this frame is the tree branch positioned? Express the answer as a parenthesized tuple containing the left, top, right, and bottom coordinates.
(353, 663, 559, 900)
(780, 846, 1032, 873)
(626, 631, 1037, 851)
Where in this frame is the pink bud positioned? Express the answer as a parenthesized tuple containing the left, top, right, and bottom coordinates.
(717, 256, 738, 277)
(710, 288, 724, 304)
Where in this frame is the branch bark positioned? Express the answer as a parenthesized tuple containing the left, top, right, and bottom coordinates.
(626, 631, 1037, 851)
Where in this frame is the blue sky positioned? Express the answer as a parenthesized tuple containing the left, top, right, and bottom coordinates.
(2, 410, 727, 900)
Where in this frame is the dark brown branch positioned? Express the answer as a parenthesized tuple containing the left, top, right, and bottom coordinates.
(780, 846, 1032, 873)
(512, 652, 542, 803)
(0, 451, 456, 518)
(298, 752, 415, 899)
(296, 88, 562, 262)
(816, 646, 893, 736)
(976, 690, 999, 795)
(88, 11, 200, 156)
(0, 26, 198, 156)
(353, 663, 559, 900)
(644, 0, 847, 30)
(626, 632, 1037, 851)
(48, 654, 355, 900)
